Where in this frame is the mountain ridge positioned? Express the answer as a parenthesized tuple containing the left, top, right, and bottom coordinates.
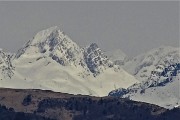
(0, 26, 179, 108)
(108, 45, 180, 109)
(0, 26, 138, 97)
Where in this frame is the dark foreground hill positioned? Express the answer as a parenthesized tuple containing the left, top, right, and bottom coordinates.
(0, 88, 179, 120)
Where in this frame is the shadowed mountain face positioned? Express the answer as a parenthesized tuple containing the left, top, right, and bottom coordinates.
(0, 88, 180, 120)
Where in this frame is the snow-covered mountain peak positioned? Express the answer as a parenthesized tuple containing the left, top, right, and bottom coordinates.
(15, 26, 83, 67)
(107, 45, 179, 108)
(84, 43, 116, 76)
(88, 43, 99, 51)
(27, 26, 77, 51)
(31, 26, 59, 45)
(0, 26, 139, 96)
(85, 43, 104, 57)
(121, 46, 179, 81)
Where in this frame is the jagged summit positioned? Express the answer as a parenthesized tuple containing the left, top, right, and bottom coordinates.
(88, 43, 99, 51)
(14, 27, 118, 75)
(84, 43, 114, 76)
(16, 27, 75, 53)
(31, 26, 59, 45)
(15, 26, 83, 66)
(0, 26, 138, 96)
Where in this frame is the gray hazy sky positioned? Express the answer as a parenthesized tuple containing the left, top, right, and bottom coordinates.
(0, 1, 179, 57)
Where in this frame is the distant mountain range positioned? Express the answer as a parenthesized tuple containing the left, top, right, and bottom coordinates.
(0, 26, 179, 109)
(109, 46, 180, 109)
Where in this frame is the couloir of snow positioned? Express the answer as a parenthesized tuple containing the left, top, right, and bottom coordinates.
(0, 26, 138, 96)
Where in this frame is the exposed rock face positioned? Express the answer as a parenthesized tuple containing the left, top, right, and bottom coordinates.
(84, 43, 114, 76)
(0, 49, 14, 79)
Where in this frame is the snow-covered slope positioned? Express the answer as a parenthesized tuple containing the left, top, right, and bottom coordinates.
(106, 49, 129, 66)
(0, 26, 138, 96)
(15, 26, 84, 66)
(109, 62, 180, 109)
(122, 46, 179, 82)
